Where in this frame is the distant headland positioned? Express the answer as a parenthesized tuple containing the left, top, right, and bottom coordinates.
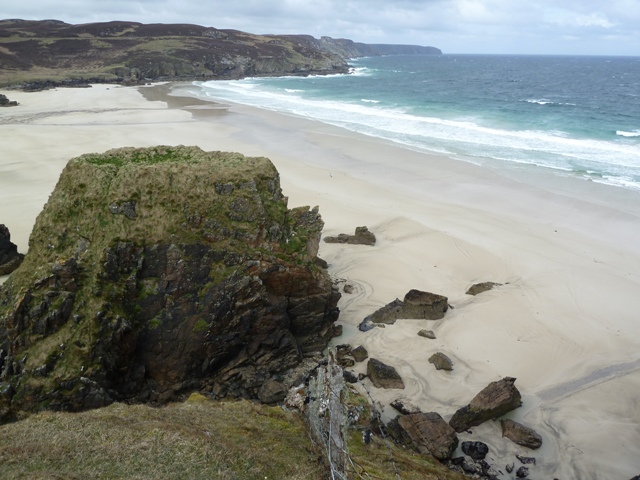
(0, 19, 441, 89)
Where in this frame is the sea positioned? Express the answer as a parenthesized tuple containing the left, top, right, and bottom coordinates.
(193, 54, 640, 191)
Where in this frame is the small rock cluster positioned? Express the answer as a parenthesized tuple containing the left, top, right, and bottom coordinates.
(0, 94, 18, 107)
(338, 281, 545, 477)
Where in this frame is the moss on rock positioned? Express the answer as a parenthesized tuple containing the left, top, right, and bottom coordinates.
(0, 146, 339, 422)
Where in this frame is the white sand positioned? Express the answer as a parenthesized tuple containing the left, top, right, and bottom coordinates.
(2, 83, 640, 478)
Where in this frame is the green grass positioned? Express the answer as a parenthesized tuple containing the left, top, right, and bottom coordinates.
(0, 396, 326, 480)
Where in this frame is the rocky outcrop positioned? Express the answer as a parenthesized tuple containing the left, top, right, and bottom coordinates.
(323, 226, 376, 246)
(449, 377, 522, 432)
(466, 282, 502, 296)
(396, 412, 459, 461)
(367, 358, 404, 389)
(428, 352, 454, 371)
(359, 289, 448, 331)
(501, 419, 543, 449)
(0, 146, 340, 422)
(0, 225, 24, 275)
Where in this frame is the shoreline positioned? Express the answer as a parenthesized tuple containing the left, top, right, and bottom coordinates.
(2, 83, 640, 478)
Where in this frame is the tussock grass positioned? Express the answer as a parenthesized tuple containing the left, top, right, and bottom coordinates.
(0, 396, 325, 480)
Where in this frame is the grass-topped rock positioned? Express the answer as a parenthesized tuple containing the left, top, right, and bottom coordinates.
(0, 145, 340, 422)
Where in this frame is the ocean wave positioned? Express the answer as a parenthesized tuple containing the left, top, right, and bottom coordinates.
(616, 130, 640, 137)
(525, 99, 576, 106)
(194, 79, 640, 190)
(349, 67, 371, 76)
(285, 88, 304, 93)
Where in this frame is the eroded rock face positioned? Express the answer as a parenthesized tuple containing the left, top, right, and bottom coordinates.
(449, 377, 522, 432)
(0, 146, 340, 422)
(0, 225, 24, 275)
(367, 358, 404, 389)
(501, 419, 543, 449)
(397, 412, 459, 461)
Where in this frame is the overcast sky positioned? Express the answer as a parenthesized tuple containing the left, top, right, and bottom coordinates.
(2, 0, 639, 56)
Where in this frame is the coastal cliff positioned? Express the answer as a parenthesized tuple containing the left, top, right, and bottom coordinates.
(0, 146, 340, 421)
(0, 19, 441, 88)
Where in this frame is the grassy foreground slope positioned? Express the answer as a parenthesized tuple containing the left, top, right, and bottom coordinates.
(0, 394, 469, 480)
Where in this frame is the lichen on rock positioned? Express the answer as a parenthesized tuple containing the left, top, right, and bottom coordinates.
(0, 146, 340, 422)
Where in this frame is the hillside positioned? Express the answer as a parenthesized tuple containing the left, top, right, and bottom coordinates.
(0, 19, 441, 89)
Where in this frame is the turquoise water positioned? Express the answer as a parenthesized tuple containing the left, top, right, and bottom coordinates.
(195, 54, 640, 190)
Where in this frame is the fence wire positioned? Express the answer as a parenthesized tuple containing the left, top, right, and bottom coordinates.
(305, 349, 401, 480)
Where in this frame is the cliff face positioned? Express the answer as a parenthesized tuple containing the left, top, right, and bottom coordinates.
(0, 146, 340, 421)
(0, 19, 441, 88)
(318, 36, 442, 58)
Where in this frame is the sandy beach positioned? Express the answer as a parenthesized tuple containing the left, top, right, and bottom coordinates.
(2, 83, 640, 478)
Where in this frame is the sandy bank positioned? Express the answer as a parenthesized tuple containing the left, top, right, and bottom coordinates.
(1, 83, 640, 478)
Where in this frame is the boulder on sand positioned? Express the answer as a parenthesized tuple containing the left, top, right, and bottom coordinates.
(449, 377, 522, 432)
(396, 412, 459, 461)
(367, 358, 405, 389)
(501, 419, 543, 449)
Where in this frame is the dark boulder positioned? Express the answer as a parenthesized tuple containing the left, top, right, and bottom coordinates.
(0, 94, 18, 107)
(516, 455, 536, 464)
(516, 466, 529, 478)
(396, 412, 459, 461)
(0, 225, 24, 275)
(367, 358, 404, 389)
(449, 377, 522, 432)
(461, 441, 489, 460)
(323, 226, 376, 246)
(351, 345, 368, 362)
(428, 352, 454, 371)
(451, 457, 496, 477)
(343, 370, 358, 384)
(418, 329, 436, 339)
(501, 419, 543, 449)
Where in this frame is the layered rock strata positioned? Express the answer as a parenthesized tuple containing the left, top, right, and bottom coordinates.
(0, 146, 340, 421)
